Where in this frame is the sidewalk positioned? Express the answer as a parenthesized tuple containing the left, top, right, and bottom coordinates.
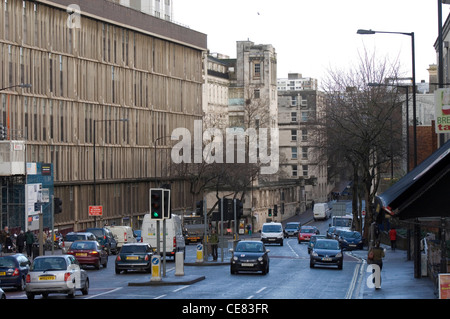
(350, 244, 438, 299)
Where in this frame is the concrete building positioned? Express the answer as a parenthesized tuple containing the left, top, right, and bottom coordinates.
(0, 0, 206, 232)
(112, 0, 173, 21)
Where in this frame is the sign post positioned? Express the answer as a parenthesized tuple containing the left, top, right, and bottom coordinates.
(151, 255, 161, 282)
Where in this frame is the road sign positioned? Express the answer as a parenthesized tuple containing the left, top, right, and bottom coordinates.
(89, 205, 103, 216)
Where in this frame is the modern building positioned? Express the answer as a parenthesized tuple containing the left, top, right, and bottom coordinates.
(0, 0, 206, 232)
(111, 0, 173, 21)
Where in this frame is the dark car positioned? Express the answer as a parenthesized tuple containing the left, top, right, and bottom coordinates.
(115, 243, 153, 274)
(284, 222, 300, 238)
(337, 231, 363, 250)
(0, 254, 30, 291)
(67, 240, 108, 269)
(326, 226, 336, 239)
(230, 241, 270, 275)
(310, 239, 343, 270)
(307, 234, 327, 254)
(86, 227, 118, 255)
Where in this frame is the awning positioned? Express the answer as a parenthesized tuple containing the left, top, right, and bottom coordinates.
(375, 139, 450, 220)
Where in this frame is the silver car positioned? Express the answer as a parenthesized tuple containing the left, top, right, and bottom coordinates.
(61, 232, 97, 253)
(25, 255, 89, 299)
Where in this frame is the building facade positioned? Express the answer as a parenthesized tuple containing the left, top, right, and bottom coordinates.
(0, 0, 206, 232)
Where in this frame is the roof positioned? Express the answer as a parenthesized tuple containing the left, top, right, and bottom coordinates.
(375, 139, 450, 220)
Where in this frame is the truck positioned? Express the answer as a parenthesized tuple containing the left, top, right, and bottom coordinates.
(331, 215, 353, 231)
(182, 214, 205, 244)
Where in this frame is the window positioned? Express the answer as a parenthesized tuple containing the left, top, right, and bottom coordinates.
(291, 112, 297, 122)
(291, 129, 297, 141)
(302, 129, 308, 141)
(302, 147, 308, 159)
(291, 95, 297, 106)
(292, 165, 298, 177)
(301, 111, 308, 122)
(254, 62, 261, 78)
(291, 147, 297, 159)
(302, 165, 308, 177)
(254, 89, 260, 99)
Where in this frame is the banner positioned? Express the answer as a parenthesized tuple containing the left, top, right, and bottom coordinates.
(434, 88, 450, 133)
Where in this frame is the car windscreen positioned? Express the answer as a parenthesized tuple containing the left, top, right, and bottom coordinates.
(32, 257, 67, 271)
(87, 229, 103, 237)
(65, 234, 87, 241)
(70, 241, 97, 250)
(300, 228, 314, 233)
(235, 242, 264, 252)
(0, 257, 16, 268)
(285, 224, 298, 230)
(315, 240, 339, 250)
(262, 225, 282, 232)
(121, 245, 148, 253)
(341, 231, 361, 238)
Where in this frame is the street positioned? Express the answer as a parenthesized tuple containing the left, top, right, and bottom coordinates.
(2, 213, 366, 300)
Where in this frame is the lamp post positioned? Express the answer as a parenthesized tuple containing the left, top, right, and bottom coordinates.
(93, 118, 128, 226)
(357, 29, 417, 168)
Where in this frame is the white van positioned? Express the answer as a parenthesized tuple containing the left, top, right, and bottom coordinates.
(141, 214, 186, 260)
(106, 225, 136, 250)
(313, 203, 331, 221)
(261, 222, 284, 246)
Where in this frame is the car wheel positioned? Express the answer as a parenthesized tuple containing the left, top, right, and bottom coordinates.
(338, 262, 343, 270)
(115, 268, 121, 274)
(95, 260, 100, 270)
(103, 259, 108, 268)
(310, 260, 314, 268)
(17, 277, 26, 291)
(81, 278, 89, 295)
(68, 289, 75, 298)
(26, 293, 35, 300)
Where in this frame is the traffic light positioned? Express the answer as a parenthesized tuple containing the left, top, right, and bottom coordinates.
(163, 189, 171, 219)
(273, 204, 278, 217)
(234, 199, 243, 219)
(150, 188, 164, 220)
(0, 125, 6, 140)
(268, 208, 272, 217)
(54, 197, 62, 214)
(196, 200, 204, 217)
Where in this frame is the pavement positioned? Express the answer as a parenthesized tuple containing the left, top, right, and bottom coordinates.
(349, 244, 438, 299)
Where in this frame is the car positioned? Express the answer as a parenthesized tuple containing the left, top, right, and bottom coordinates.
(298, 226, 320, 243)
(330, 228, 346, 240)
(310, 239, 343, 270)
(283, 222, 300, 238)
(307, 234, 327, 254)
(115, 243, 153, 274)
(261, 222, 284, 246)
(67, 240, 108, 269)
(0, 287, 5, 299)
(0, 254, 31, 291)
(230, 241, 270, 275)
(106, 225, 136, 251)
(86, 227, 118, 255)
(326, 226, 336, 239)
(61, 232, 97, 254)
(133, 230, 142, 243)
(337, 231, 363, 250)
(25, 255, 89, 299)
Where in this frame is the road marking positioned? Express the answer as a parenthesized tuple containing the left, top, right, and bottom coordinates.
(286, 239, 299, 257)
(173, 285, 189, 292)
(85, 287, 122, 299)
(256, 287, 267, 294)
(345, 257, 366, 299)
(154, 294, 167, 299)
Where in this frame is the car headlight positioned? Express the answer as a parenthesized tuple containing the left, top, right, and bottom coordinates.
(258, 257, 263, 262)
(336, 252, 342, 258)
(311, 252, 318, 257)
(233, 256, 238, 261)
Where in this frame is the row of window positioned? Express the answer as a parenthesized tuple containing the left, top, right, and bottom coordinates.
(291, 129, 308, 141)
(291, 165, 308, 177)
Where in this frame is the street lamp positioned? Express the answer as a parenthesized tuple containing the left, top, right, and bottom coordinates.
(357, 29, 417, 168)
(93, 118, 128, 226)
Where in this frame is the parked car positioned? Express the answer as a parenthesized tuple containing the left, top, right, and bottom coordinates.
(67, 240, 108, 269)
(230, 241, 270, 275)
(310, 239, 343, 270)
(61, 232, 97, 253)
(115, 243, 153, 274)
(0, 287, 5, 299)
(337, 231, 363, 250)
(86, 227, 118, 255)
(261, 222, 284, 246)
(307, 234, 327, 254)
(0, 254, 30, 291)
(283, 222, 300, 238)
(298, 226, 320, 243)
(25, 255, 89, 299)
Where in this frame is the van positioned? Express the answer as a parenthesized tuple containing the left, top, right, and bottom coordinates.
(141, 214, 186, 260)
(106, 225, 136, 250)
(313, 203, 331, 221)
(261, 222, 284, 246)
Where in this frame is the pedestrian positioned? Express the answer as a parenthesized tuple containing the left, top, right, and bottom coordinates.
(247, 224, 252, 236)
(25, 229, 35, 258)
(4, 230, 13, 253)
(210, 228, 219, 261)
(0, 226, 8, 254)
(389, 227, 397, 251)
(16, 230, 26, 253)
(367, 241, 385, 289)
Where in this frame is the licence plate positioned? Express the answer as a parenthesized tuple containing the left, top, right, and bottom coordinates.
(268, 239, 275, 241)
(39, 275, 56, 281)
(126, 256, 139, 260)
(0, 272, 5, 276)
(76, 253, 87, 257)
(322, 257, 332, 261)
(242, 263, 254, 267)
(349, 244, 356, 247)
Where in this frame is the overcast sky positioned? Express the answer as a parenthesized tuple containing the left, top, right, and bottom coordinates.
(172, 0, 447, 86)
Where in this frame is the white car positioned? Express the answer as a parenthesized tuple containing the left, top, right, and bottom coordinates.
(261, 222, 284, 246)
(26, 255, 89, 299)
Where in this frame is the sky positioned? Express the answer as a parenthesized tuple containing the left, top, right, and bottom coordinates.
(172, 0, 448, 86)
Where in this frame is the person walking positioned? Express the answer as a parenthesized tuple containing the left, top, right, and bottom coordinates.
(389, 227, 397, 251)
(0, 226, 8, 255)
(210, 229, 219, 261)
(25, 229, 35, 258)
(16, 230, 26, 253)
(368, 241, 385, 289)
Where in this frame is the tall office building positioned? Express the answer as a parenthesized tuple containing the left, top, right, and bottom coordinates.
(113, 0, 173, 21)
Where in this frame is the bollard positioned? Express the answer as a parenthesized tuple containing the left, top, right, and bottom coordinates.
(175, 251, 184, 276)
(151, 255, 161, 281)
(196, 244, 203, 263)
